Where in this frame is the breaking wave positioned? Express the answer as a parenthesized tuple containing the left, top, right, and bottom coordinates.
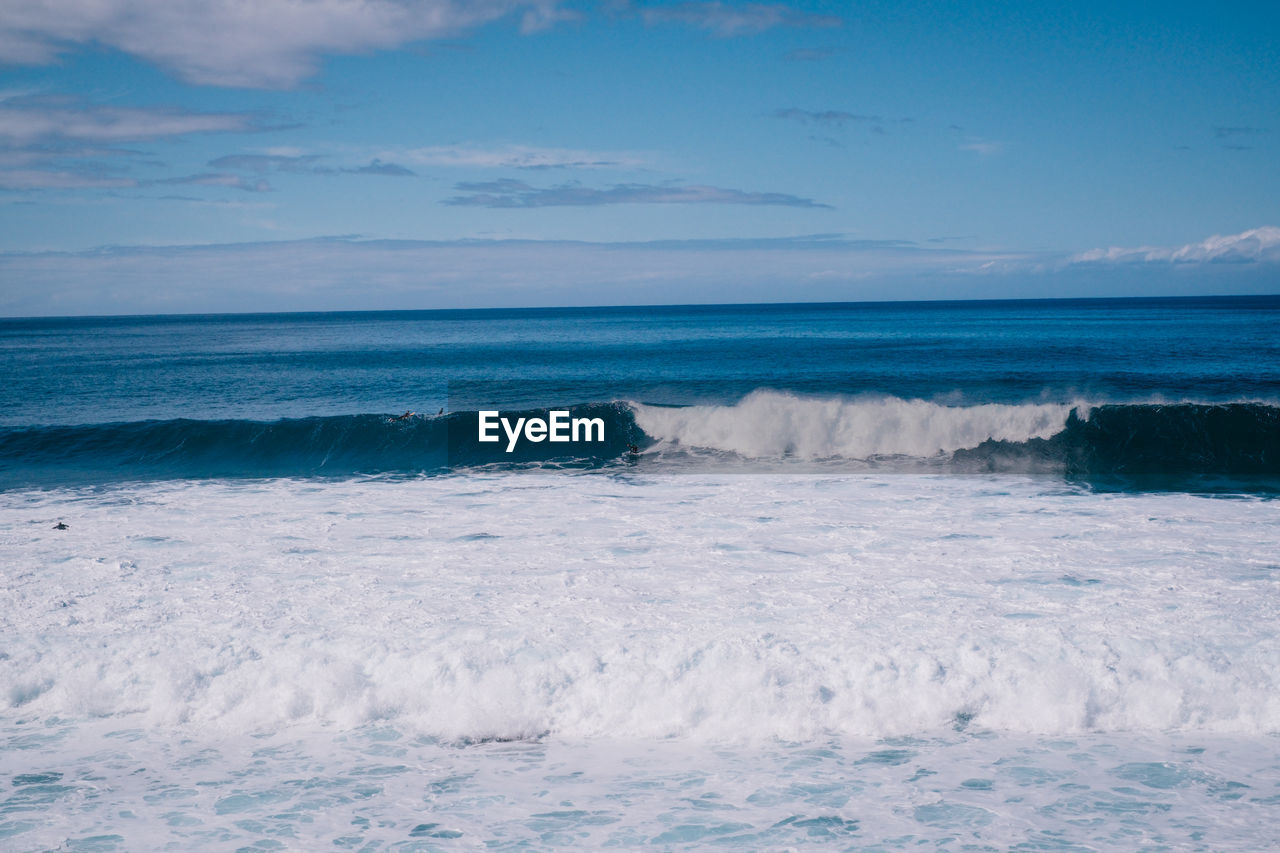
(632, 391, 1075, 459)
(1, 390, 1277, 488)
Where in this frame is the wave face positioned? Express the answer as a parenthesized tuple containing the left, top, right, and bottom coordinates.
(2, 393, 1277, 488)
(953, 402, 1280, 478)
(0, 404, 644, 487)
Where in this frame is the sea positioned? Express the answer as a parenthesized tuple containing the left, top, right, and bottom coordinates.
(1, 295, 1279, 850)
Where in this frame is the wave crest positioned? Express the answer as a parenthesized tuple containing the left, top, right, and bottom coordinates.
(632, 391, 1075, 459)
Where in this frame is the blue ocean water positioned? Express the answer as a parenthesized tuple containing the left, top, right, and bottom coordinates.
(1, 295, 1278, 488)
(3, 295, 1280, 850)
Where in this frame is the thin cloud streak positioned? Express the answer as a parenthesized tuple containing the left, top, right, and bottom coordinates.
(208, 154, 416, 177)
(0, 96, 261, 145)
(772, 108, 881, 129)
(0, 169, 137, 190)
(960, 139, 1003, 155)
(208, 154, 325, 173)
(347, 160, 416, 176)
(151, 173, 272, 193)
(397, 144, 650, 170)
(0, 145, 148, 167)
(442, 179, 832, 208)
(619, 1, 841, 36)
(783, 47, 840, 61)
(1213, 126, 1266, 139)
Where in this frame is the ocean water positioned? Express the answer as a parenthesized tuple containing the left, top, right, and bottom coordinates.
(2, 296, 1279, 850)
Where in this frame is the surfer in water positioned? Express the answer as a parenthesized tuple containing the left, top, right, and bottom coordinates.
(392, 411, 415, 422)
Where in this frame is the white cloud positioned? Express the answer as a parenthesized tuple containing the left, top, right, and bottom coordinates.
(1072, 226, 1280, 265)
(626, 2, 841, 36)
(0, 97, 258, 145)
(0, 0, 567, 89)
(960, 139, 1003, 156)
(397, 144, 650, 170)
(0, 169, 136, 189)
(153, 173, 273, 193)
(0, 146, 140, 167)
(5, 233, 1277, 317)
(442, 178, 831, 208)
(260, 146, 311, 158)
(156, 196, 277, 211)
(0, 95, 267, 192)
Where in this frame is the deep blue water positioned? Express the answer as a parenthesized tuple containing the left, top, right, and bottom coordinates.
(1, 295, 1278, 486)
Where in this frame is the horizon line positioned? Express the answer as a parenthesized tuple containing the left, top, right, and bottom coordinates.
(3, 292, 1278, 323)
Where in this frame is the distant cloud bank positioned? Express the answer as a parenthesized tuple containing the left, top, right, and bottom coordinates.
(1, 227, 1274, 317)
(1072, 226, 1280, 265)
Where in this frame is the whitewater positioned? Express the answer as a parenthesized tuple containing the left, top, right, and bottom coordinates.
(4, 472, 1280, 848)
(2, 298, 1279, 849)
(632, 391, 1076, 460)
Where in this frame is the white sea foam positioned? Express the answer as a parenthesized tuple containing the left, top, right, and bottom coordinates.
(631, 391, 1077, 459)
(2, 473, 1279, 849)
(3, 473, 1278, 741)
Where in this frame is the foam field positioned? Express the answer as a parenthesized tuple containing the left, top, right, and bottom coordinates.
(2, 472, 1279, 848)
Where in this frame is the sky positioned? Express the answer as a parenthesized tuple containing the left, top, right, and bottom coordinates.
(0, 0, 1277, 316)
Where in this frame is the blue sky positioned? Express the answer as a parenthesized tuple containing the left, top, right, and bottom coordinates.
(0, 0, 1277, 315)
